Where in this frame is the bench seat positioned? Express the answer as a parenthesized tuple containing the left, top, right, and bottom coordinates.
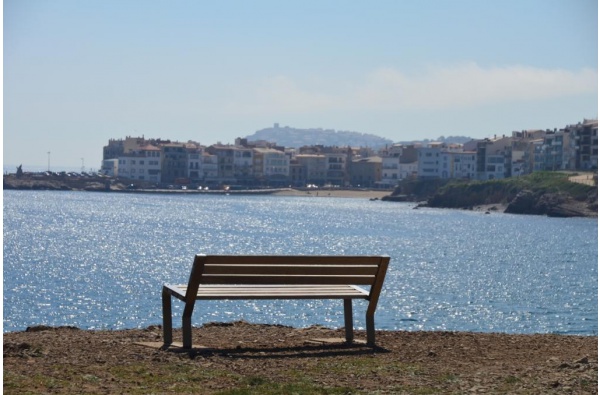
(163, 284, 370, 300)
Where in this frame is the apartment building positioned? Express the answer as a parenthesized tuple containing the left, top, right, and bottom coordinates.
(349, 156, 382, 187)
(324, 152, 347, 186)
(542, 131, 566, 171)
(200, 153, 218, 183)
(380, 145, 402, 185)
(292, 154, 327, 186)
(161, 143, 188, 184)
(445, 151, 476, 179)
(116, 144, 162, 182)
(380, 144, 419, 185)
(565, 119, 598, 170)
(475, 137, 511, 180)
(509, 140, 528, 177)
(297, 145, 351, 186)
(233, 147, 254, 185)
(417, 144, 443, 179)
(253, 148, 290, 186)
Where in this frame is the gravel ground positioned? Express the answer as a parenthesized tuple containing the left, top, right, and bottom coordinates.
(4, 322, 597, 394)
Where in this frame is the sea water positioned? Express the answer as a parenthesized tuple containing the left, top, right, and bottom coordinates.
(3, 190, 597, 335)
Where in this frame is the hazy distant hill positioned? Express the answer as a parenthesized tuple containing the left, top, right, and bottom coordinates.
(246, 125, 394, 148)
(397, 135, 474, 145)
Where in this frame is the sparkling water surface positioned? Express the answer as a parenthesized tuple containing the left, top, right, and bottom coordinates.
(3, 190, 597, 335)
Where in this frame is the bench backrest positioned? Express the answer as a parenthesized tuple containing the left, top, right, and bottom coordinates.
(185, 254, 389, 296)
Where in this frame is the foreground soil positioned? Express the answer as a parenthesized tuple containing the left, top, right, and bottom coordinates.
(4, 322, 597, 394)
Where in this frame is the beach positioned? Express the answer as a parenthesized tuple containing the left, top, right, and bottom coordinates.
(273, 188, 393, 200)
(4, 322, 597, 394)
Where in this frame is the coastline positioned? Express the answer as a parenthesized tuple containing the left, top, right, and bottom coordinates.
(272, 188, 392, 200)
(4, 174, 596, 217)
(5, 322, 597, 394)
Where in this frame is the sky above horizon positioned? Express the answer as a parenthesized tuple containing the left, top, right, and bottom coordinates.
(4, 0, 598, 171)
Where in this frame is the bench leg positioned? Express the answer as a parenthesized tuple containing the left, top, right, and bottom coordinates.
(182, 316, 192, 349)
(162, 287, 173, 347)
(344, 299, 354, 343)
(366, 311, 375, 347)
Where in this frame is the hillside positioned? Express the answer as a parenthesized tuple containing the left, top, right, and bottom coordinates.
(397, 135, 474, 145)
(246, 125, 393, 148)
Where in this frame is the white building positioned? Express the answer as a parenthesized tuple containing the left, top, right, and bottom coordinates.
(200, 153, 218, 182)
(116, 145, 162, 182)
(417, 145, 443, 179)
(187, 146, 204, 181)
(446, 151, 476, 179)
(380, 145, 403, 186)
(398, 162, 418, 179)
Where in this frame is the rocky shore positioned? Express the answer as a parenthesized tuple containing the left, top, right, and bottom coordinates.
(389, 172, 598, 218)
(3, 174, 113, 192)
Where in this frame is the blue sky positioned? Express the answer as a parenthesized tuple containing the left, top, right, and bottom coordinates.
(4, 0, 598, 171)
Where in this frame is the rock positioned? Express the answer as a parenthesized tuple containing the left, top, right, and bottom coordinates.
(26, 325, 55, 332)
(549, 380, 561, 388)
(546, 205, 587, 218)
(575, 356, 589, 364)
(381, 195, 409, 202)
(506, 190, 593, 217)
(25, 325, 79, 332)
(505, 190, 540, 215)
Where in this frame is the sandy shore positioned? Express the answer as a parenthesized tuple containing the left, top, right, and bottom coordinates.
(273, 188, 393, 199)
(4, 322, 597, 394)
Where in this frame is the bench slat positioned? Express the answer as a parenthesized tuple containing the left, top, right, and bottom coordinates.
(202, 255, 385, 266)
(203, 264, 379, 276)
(198, 274, 376, 285)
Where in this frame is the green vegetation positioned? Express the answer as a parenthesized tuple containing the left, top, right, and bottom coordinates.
(413, 172, 597, 209)
(217, 378, 357, 395)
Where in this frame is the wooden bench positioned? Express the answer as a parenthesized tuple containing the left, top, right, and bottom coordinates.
(162, 254, 390, 348)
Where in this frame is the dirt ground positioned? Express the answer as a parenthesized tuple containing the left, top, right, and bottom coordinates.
(4, 322, 597, 394)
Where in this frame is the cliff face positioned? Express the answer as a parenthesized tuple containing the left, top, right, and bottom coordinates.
(504, 190, 597, 218)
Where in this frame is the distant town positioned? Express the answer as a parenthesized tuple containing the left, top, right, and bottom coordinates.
(96, 119, 598, 189)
